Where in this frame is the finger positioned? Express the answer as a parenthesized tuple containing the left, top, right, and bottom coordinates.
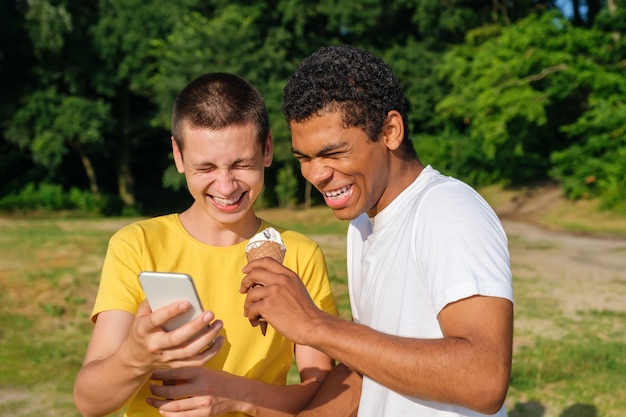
(166, 311, 217, 345)
(164, 320, 223, 361)
(242, 284, 269, 320)
(149, 396, 206, 414)
(152, 366, 196, 382)
(241, 257, 276, 274)
(241, 256, 282, 274)
(146, 396, 170, 409)
(150, 380, 188, 400)
(147, 300, 193, 330)
(239, 271, 264, 294)
(162, 335, 224, 368)
(240, 258, 291, 291)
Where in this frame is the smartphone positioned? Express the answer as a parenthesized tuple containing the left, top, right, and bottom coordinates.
(138, 271, 204, 331)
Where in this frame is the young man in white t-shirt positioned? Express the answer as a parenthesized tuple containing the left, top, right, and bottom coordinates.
(241, 45, 514, 417)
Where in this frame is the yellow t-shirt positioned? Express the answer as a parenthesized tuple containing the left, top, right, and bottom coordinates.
(92, 214, 338, 417)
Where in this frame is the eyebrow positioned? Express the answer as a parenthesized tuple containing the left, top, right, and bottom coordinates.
(292, 141, 349, 158)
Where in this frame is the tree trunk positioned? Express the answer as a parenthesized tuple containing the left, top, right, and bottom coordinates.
(117, 89, 136, 207)
(70, 139, 100, 195)
(606, 0, 620, 42)
(304, 180, 312, 209)
(571, 0, 583, 26)
(607, 0, 616, 12)
(118, 153, 135, 207)
(492, 0, 510, 25)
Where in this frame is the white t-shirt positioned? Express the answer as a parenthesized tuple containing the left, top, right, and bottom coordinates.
(347, 166, 513, 417)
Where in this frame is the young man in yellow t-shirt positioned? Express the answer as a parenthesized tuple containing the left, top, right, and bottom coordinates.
(74, 73, 337, 417)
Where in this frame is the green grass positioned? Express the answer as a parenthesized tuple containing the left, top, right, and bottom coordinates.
(508, 310, 626, 417)
(0, 217, 126, 416)
(1, 203, 625, 416)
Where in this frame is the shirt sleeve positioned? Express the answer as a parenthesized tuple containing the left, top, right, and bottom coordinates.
(415, 181, 513, 314)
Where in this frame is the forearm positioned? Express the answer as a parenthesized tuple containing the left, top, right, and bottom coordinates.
(218, 372, 325, 417)
(296, 363, 361, 417)
(74, 347, 149, 417)
(306, 310, 511, 414)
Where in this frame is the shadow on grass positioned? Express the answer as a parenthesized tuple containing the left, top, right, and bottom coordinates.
(509, 402, 597, 417)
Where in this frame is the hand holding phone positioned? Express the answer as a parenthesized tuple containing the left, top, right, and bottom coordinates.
(138, 271, 204, 331)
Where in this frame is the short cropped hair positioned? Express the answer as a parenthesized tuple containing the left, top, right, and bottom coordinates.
(282, 45, 416, 159)
(172, 72, 270, 152)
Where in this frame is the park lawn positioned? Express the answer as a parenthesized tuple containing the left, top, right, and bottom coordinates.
(0, 195, 625, 416)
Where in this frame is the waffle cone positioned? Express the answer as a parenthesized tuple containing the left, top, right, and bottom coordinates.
(246, 241, 286, 264)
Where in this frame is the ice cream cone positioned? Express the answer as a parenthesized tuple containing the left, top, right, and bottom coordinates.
(245, 227, 286, 336)
(246, 241, 286, 263)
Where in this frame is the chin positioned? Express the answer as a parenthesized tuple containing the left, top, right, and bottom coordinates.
(330, 207, 359, 221)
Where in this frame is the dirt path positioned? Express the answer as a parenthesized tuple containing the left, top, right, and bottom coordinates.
(492, 183, 626, 322)
(503, 219, 626, 318)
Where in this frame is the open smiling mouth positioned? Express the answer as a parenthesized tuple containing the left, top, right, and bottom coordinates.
(211, 192, 244, 207)
(324, 185, 352, 201)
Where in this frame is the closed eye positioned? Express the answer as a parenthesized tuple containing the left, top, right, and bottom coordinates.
(233, 163, 255, 170)
(323, 151, 344, 158)
(191, 165, 216, 173)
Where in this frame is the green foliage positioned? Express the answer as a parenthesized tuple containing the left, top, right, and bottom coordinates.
(551, 96, 626, 210)
(432, 9, 626, 200)
(92, 0, 199, 94)
(162, 164, 186, 192)
(6, 87, 111, 189)
(414, 126, 499, 185)
(69, 187, 108, 213)
(0, 182, 107, 213)
(23, 0, 72, 57)
(0, 183, 67, 211)
(149, 5, 268, 129)
(2, 0, 626, 213)
(384, 39, 445, 132)
(274, 164, 299, 208)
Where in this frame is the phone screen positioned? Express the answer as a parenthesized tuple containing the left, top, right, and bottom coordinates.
(138, 271, 204, 331)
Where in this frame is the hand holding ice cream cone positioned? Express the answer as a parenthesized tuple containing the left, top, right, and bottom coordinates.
(245, 227, 286, 335)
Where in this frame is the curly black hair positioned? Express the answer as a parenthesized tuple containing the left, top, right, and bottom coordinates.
(282, 45, 416, 159)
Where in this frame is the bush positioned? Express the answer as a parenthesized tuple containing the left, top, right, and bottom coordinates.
(0, 182, 107, 214)
(550, 96, 626, 210)
(274, 164, 298, 208)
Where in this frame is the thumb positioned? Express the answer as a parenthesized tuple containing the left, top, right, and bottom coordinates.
(136, 300, 152, 317)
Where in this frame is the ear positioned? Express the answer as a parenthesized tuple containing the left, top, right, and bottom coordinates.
(172, 136, 185, 174)
(382, 110, 404, 151)
(263, 131, 273, 167)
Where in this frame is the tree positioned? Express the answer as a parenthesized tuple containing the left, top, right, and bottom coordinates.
(433, 11, 611, 185)
(0, 0, 41, 197)
(550, 0, 626, 209)
(148, 3, 293, 203)
(6, 88, 111, 195)
(7, 0, 615, 213)
(90, 0, 201, 208)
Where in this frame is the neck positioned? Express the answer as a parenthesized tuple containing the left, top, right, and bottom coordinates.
(179, 205, 261, 246)
(366, 159, 424, 218)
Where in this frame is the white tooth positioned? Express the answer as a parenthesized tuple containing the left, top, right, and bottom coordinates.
(214, 194, 242, 205)
(325, 185, 349, 198)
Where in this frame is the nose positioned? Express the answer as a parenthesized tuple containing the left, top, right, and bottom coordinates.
(214, 168, 239, 195)
(302, 159, 332, 189)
